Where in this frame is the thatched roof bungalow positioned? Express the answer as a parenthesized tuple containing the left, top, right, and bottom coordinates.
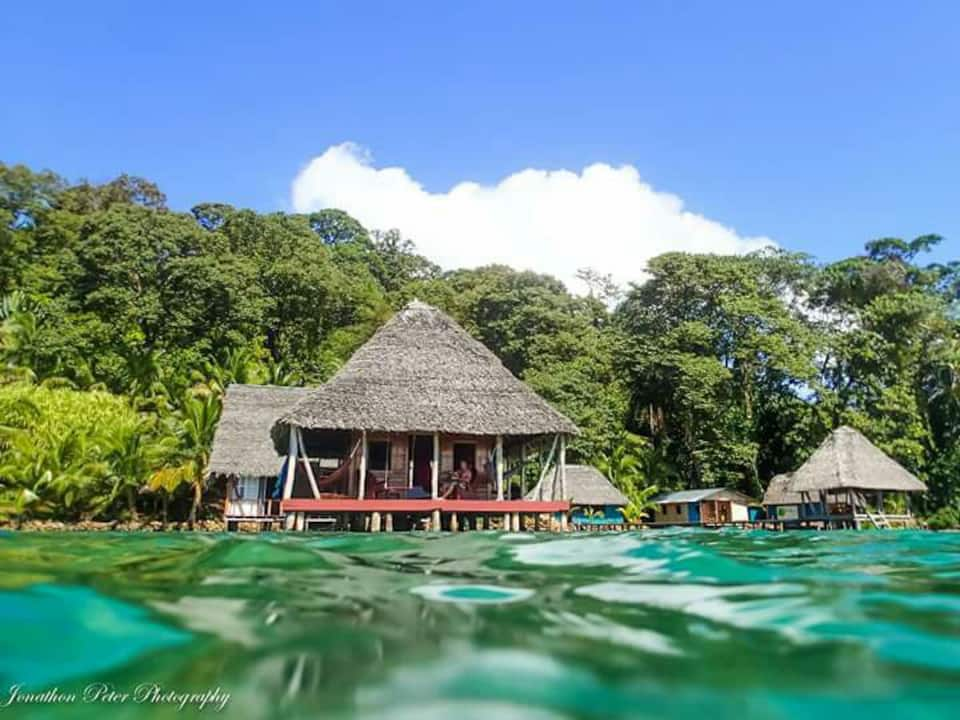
(776, 426, 927, 528)
(211, 301, 578, 531)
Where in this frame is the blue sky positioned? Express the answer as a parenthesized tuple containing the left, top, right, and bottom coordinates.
(3, 1, 957, 282)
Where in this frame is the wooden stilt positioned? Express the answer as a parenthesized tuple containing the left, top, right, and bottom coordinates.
(520, 443, 527, 498)
(431, 432, 440, 500)
(284, 513, 295, 530)
(283, 427, 298, 501)
(450, 512, 459, 532)
(371, 511, 382, 533)
(560, 513, 569, 532)
(431, 509, 441, 532)
(511, 512, 520, 533)
(559, 434, 567, 501)
(385, 513, 393, 532)
(496, 434, 504, 500)
(358, 430, 368, 500)
(502, 512, 510, 530)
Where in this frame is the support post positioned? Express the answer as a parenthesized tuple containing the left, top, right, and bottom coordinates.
(511, 512, 520, 533)
(450, 512, 458, 532)
(559, 434, 567, 501)
(283, 427, 298, 500)
(371, 511, 382, 533)
(496, 434, 504, 500)
(296, 427, 321, 498)
(537, 435, 559, 496)
(358, 430, 368, 500)
(520, 442, 527, 498)
(385, 513, 393, 532)
(431, 432, 440, 500)
(431, 508, 441, 531)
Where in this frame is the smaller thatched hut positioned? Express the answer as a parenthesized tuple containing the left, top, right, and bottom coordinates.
(781, 426, 927, 528)
(763, 473, 806, 522)
(762, 473, 842, 524)
(208, 384, 310, 524)
(527, 464, 628, 527)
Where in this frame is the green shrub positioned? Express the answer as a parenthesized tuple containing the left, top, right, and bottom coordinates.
(926, 506, 960, 531)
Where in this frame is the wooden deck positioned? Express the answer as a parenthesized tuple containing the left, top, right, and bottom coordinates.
(281, 498, 569, 513)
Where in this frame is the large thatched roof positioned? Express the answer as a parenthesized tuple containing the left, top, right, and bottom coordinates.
(786, 426, 927, 493)
(279, 301, 579, 436)
(525, 465, 629, 505)
(208, 384, 311, 478)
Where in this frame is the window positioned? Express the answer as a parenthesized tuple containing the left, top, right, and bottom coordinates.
(369, 441, 391, 471)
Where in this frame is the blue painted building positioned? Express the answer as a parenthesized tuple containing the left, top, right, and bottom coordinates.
(529, 465, 629, 528)
(651, 488, 756, 526)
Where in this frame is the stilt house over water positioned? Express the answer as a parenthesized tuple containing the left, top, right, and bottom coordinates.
(770, 426, 927, 529)
(209, 301, 579, 532)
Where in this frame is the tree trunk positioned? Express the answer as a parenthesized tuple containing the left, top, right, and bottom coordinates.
(189, 480, 202, 529)
(126, 486, 138, 522)
(162, 494, 169, 529)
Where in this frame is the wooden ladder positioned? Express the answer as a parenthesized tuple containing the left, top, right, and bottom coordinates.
(864, 509, 892, 529)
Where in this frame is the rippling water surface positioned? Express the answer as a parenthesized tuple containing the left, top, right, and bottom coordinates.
(1, 529, 959, 719)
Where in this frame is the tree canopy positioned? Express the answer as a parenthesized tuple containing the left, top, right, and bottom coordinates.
(1, 161, 958, 524)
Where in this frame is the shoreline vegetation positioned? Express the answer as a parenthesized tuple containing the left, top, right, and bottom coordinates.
(1, 163, 959, 530)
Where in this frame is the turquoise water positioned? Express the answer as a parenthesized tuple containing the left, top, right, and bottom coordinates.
(0, 529, 959, 718)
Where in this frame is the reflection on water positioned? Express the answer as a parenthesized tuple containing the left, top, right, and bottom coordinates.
(0, 529, 959, 718)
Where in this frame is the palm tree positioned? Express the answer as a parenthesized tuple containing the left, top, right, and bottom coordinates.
(104, 418, 171, 521)
(595, 431, 667, 524)
(146, 464, 185, 527)
(595, 431, 649, 489)
(0, 425, 109, 520)
(150, 391, 221, 527)
(621, 484, 660, 525)
(263, 356, 297, 386)
(0, 295, 39, 382)
(197, 346, 261, 395)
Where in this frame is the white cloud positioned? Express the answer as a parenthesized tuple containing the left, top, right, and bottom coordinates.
(291, 142, 773, 292)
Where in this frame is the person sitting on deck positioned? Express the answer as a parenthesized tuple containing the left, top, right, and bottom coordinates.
(442, 460, 474, 499)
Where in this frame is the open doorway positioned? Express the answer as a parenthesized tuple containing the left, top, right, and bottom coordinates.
(412, 435, 433, 492)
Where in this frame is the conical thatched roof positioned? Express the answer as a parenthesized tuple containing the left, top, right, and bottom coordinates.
(525, 465, 628, 505)
(786, 426, 927, 493)
(209, 384, 311, 477)
(279, 301, 579, 436)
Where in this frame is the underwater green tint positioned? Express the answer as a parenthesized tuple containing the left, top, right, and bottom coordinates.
(0, 529, 958, 719)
